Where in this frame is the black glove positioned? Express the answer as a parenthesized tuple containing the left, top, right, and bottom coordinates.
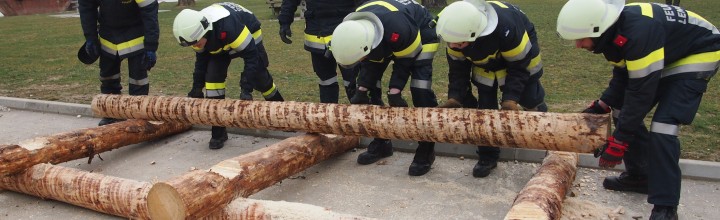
(582, 100, 611, 114)
(350, 90, 369, 104)
(279, 24, 292, 44)
(144, 51, 157, 71)
(387, 93, 408, 107)
(85, 39, 100, 58)
(187, 88, 204, 98)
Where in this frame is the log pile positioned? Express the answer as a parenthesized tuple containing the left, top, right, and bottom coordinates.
(91, 94, 610, 153)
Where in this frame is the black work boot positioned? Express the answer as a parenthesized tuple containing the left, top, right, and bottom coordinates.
(472, 159, 498, 178)
(602, 172, 648, 194)
(240, 91, 253, 100)
(98, 118, 125, 126)
(264, 91, 284, 102)
(209, 126, 228, 150)
(650, 205, 678, 220)
(357, 138, 393, 165)
(408, 142, 435, 176)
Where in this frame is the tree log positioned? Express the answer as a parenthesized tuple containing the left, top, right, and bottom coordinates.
(0, 119, 191, 176)
(202, 198, 374, 220)
(91, 94, 609, 153)
(146, 133, 359, 220)
(504, 151, 578, 220)
(0, 163, 152, 219)
(0, 164, 372, 220)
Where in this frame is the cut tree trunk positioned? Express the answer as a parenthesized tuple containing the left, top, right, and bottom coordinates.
(91, 94, 609, 153)
(146, 133, 358, 220)
(0, 163, 152, 219)
(0, 119, 191, 176)
(201, 198, 374, 220)
(0, 164, 372, 220)
(504, 151, 578, 220)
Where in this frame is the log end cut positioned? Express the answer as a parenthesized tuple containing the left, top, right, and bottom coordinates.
(504, 201, 551, 220)
(147, 182, 186, 220)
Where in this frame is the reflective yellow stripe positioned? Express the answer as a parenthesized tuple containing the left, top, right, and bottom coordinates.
(252, 30, 262, 40)
(472, 52, 497, 65)
(357, 1, 398, 11)
(609, 60, 626, 68)
(687, 11, 710, 23)
(206, 82, 226, 90)
(488, 1, 508, 8)
(228, 26, 252, 51)
(527, 54, 542, 75)
(305, 34, 332, 44)
(393, 32, 421, 58)
(447, 48, 464, 59)
(627, 48, 664, 78)
(627, 3, 653, 18)
(501, 32, 530, 61)
(209, 47, 223, 54)
(99, 36, 144, 52)
(422, 43, 438, 53)
(667, 50, 720, 68)
(262, 83, 277, 97)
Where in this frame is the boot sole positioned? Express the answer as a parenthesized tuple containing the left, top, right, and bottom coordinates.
(602, 177, 648, 194)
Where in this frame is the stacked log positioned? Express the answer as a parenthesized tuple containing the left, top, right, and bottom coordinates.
(0, 119, 191, 176)
(504, 151, 579, 220)
(146, 133, 359, 220)
(91, 94, 610, 153)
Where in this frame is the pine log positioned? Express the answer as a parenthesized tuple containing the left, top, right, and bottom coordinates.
(91, 94, 609, 153)
(504, 151, 578, 220)
(146, 133, 358, 220)
(0, 163, 152, 219)
(0, 119, 191, 176)
(201, 198, 374, 220)
(0, 164, 372, 220)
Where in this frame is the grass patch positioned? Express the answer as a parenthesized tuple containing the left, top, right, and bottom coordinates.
(0, 0, 719, 161)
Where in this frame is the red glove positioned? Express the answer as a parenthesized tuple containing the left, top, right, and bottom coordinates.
(582, 100, 611, 114)
(596, 136, 628, 168)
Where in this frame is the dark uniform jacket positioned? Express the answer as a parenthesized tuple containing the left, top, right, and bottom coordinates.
(191, 3, 268, 80)
(445, 1, 542, 103)
(278, 0, 360, 53)
(79, 0, 159, 58)
(356, 0, 435, 75)
(593, 3, 720, 142)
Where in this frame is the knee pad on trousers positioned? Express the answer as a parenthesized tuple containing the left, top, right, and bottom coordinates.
(410, 87, 438, 107)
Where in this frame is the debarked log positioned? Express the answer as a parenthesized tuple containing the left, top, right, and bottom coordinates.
(0, 164, 372, 220)
(146, 133, 359, 220)
(0, 163, 152, 219)
(91, 94, 610, 153)
(0, 119, 191, 176)
(504, 151, 578, 220)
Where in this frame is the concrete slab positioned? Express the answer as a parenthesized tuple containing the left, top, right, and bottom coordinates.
(1, 101, 720, 219)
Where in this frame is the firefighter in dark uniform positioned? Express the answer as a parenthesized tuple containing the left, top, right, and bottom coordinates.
(558, 0, 720, 219)
(277, 0, 383, 104)
(435, 0, 547, 178)
(79, 0, 159, 126)
(277, 0, 390, 157)
(331, 0, 440, 176)
(173, 3, 285, 149)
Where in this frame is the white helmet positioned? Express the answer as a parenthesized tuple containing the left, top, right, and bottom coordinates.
(330, 12, 383, 67)
(173, 9, 213, 47)
(436, 0, 498, 43)
(556, 0, 625, 40)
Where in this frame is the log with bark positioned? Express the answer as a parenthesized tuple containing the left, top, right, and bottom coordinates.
(0, 164, 372, 220)
(146, 133, 358, 220)
(91, 94, 609, 153)
(504, 151, 579, 220)
(0, 163, 152, 219)
(0, 119, 191, 176)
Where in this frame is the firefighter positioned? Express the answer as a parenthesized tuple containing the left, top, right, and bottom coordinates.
(665, 0, 680, 6)
(79, 0, 159, 126)
(435, 0, 547, 178)
(277, 0, 389, 157)
(277, 0, 383, 105)
(330, 0, 440, 176)
(173, 3, 285, 149)
(557, 0, 719, 219)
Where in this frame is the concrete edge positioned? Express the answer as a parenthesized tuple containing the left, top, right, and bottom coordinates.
(2, 96, 719, 181)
